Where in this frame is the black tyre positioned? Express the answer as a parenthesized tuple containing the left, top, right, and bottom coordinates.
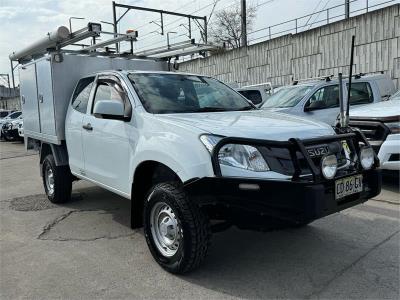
(143, 182, 211, 274)
(3, 132, 15, 141)
(42, 154, 72, 203)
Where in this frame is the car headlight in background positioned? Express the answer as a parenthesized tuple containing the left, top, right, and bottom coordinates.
(360, 147, 374, 170)
(321, 154, 338, 179)
(384, 121, 400, 134)
(200, 134, 270, 172)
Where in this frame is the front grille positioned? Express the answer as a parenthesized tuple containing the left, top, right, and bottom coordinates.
(259, 140, 357, 178)
(349, 120, 390, 152)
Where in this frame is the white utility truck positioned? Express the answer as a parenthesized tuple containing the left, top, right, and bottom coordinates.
(13, 26, 382, 273)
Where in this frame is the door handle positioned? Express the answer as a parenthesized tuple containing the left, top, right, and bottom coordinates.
(82, 123, 93, 131)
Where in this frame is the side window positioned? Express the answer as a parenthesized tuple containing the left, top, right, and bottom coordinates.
(92, 81, 125, 112)
(305, 85, 339, 111)
(71, 77, 95, 114)
(347, 82, 373, 105)
(238, 90, 262, 105)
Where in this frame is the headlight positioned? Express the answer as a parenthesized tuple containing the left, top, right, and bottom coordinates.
(360, 147, 374, 170)
(321, 155, 337, 179)
(200, 134, 270, 172)
(384, 121, 400, 134)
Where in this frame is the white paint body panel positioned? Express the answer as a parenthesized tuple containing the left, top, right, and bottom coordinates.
(350, 99, 400, 171)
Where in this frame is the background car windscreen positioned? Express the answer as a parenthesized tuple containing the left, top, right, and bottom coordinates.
(262, 85, 313, 108)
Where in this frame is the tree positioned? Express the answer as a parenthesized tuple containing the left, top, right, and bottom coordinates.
(209, 4, 256, 48)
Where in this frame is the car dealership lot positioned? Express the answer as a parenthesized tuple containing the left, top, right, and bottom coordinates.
(1, 141, 399, 299)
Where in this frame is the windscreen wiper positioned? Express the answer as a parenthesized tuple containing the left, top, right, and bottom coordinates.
(234, 106, 255, 111)
(194, 107, 231, 112)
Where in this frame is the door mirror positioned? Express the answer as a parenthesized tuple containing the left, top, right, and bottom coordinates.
(93, 100, 126, 120)
(305, 101, 326, 112)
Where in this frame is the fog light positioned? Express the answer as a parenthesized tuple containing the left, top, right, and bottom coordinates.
(360, 147, 374, 170)
(321, 155, 338, 179)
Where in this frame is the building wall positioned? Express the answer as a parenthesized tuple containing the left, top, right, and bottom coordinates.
(0, 97, 21, 111)
(180, 4, 400, 89)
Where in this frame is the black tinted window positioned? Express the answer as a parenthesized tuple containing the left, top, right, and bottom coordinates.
(9, 112, 22, 119)
(306, 85, 339, 110)
(0, 112, 9, 118)
(72, 77, 94, 113)
(347, 82, 373, 105)
(239, 90, 262, 105)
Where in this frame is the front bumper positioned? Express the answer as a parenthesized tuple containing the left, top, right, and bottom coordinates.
(1, 128, 19, 139)
(185, 169, 381, 227)
(378, 134, 400, 171)
(185, 129, 382, 229)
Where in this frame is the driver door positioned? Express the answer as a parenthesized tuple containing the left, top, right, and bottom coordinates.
(82, 75, 133, 195)
(303, 84, 340, 125)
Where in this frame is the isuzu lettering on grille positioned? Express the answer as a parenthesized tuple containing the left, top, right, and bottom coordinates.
(306, 145, 330, 158)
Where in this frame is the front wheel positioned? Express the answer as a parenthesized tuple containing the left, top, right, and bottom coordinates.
(42, 154, 72, 203)
(143, 182, 211, 274)
(3, 132, 16, 141)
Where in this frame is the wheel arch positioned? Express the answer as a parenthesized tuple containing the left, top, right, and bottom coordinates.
(131, 160, 182, 229)
(39, 142, 69, 176)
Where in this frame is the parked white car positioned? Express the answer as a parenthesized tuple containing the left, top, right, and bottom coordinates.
(349, 90, 400, 171)
(261, 74, 395, 125)
(0, 111, 22, 139)
(236, 82, 275, 107)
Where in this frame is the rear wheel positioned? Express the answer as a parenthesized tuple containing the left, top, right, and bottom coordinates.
(42, 154, 72, 203)
(143, 182, 211, 274)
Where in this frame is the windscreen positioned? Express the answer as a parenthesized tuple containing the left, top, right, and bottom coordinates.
(262, 85, 313, 108)
(9, 112, 21, 119)
(128, 73, 254, 114)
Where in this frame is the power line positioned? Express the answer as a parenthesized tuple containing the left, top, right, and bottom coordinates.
(304, 0, 324, 26)
(254, 0, 275, 9)
(307, 0, 331, 29)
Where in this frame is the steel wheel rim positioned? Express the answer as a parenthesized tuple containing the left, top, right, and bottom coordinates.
(45, 164, 55, 196)
(150, 201, 182, 257)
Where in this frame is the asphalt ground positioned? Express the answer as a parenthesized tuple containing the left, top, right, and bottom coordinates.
(1, 140, 399, 299)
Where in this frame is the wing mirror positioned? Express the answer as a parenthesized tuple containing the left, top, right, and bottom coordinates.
(93, 100, 129, 121)
(305, 101, 326, 112)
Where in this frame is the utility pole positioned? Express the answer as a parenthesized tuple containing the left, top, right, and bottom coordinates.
(345, 0, 350, 19)
(241, 0, 247, 47)
(112, 1, 119, 53)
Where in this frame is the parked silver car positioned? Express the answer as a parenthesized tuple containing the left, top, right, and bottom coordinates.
(261, 73, 395, 125)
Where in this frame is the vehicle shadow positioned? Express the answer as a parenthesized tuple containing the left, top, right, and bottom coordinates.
(180, 214, 399, 299)
(382, 171, 400, 193)
(57, 183, 399, 298)
(62, 183, 133, 229)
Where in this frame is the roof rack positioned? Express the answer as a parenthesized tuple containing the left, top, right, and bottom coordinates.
(292, 71, 386, 85)
(10, 22, 219, 63)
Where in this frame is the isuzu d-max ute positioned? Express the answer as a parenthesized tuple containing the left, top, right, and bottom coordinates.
(20, 61, 382, 273)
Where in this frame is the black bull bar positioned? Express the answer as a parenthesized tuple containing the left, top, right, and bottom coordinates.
(210, 129, 379, 182)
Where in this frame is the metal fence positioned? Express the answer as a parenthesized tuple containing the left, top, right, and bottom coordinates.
(247, 0, 396, 45)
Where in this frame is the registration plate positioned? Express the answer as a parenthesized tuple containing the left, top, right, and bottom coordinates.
(335, 175, 363, 200)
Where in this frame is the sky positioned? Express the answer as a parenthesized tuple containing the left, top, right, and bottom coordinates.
(0, 0, 391, 86)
